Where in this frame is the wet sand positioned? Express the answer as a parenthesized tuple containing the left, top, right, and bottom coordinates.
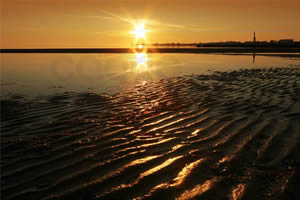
(1, 66, 300, 200)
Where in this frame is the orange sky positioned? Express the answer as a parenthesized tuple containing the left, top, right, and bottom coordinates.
(1, 0, 300, 48)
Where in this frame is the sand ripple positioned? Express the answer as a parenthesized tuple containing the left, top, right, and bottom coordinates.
(1, 67, 300, 200)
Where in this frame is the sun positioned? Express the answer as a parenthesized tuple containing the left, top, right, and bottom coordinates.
(131, 22, 148, 40)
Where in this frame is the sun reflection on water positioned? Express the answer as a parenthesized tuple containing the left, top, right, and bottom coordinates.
(135, 52, 149, 72)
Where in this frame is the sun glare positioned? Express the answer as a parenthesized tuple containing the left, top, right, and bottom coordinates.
(132, 22, 148, 40)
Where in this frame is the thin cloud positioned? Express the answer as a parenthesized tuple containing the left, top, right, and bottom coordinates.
(85, 15, 116, 20)
(102, 10, 136, 25)
(167, 24, 185, 28)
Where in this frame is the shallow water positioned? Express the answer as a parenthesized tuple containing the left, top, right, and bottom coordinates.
(1, 54, 300, 200)
(1, 53, 299, 98)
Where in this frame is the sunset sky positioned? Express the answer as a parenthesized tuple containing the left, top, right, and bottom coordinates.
(1, 0, 300, 48)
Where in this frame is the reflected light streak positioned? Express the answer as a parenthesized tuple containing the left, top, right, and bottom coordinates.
(126, 155, 160, 167)
(171, 158, 204, 187)
(171, 144, 184, 152)
(140, 156, 183, 178)
(231, 184, 245, 200)
(176, 178, 217, 200)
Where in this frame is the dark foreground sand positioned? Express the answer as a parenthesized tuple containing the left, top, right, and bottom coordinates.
(1, 66, 300, 200)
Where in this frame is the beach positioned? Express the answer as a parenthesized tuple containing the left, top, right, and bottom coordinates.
(2, 0, 300, 198)
(1, 66, 300, 200)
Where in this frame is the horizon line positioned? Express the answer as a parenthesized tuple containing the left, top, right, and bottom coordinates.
(1, 47, 300, 54)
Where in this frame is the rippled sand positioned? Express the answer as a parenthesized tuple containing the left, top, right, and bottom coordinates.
(1, 67, 300, 200)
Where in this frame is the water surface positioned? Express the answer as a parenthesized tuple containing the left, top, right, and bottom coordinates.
(1, 53, 299, 98)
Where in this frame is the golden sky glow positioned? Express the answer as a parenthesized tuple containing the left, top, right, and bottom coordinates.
(1, 0, 300, 48)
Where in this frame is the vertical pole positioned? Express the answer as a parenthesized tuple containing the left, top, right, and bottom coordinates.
(253, 32, 256, 49)
(253, 32, 256, 64)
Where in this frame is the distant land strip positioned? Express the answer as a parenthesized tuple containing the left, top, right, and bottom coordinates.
(1, 48, 300, 54)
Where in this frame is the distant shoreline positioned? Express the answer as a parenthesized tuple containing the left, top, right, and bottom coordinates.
(1, 48, 300, 54)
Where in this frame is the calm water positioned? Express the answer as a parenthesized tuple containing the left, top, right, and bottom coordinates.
(1, 53, 299, 98)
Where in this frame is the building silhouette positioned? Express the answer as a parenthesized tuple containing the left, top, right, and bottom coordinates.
(278, 39, 294, 44)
